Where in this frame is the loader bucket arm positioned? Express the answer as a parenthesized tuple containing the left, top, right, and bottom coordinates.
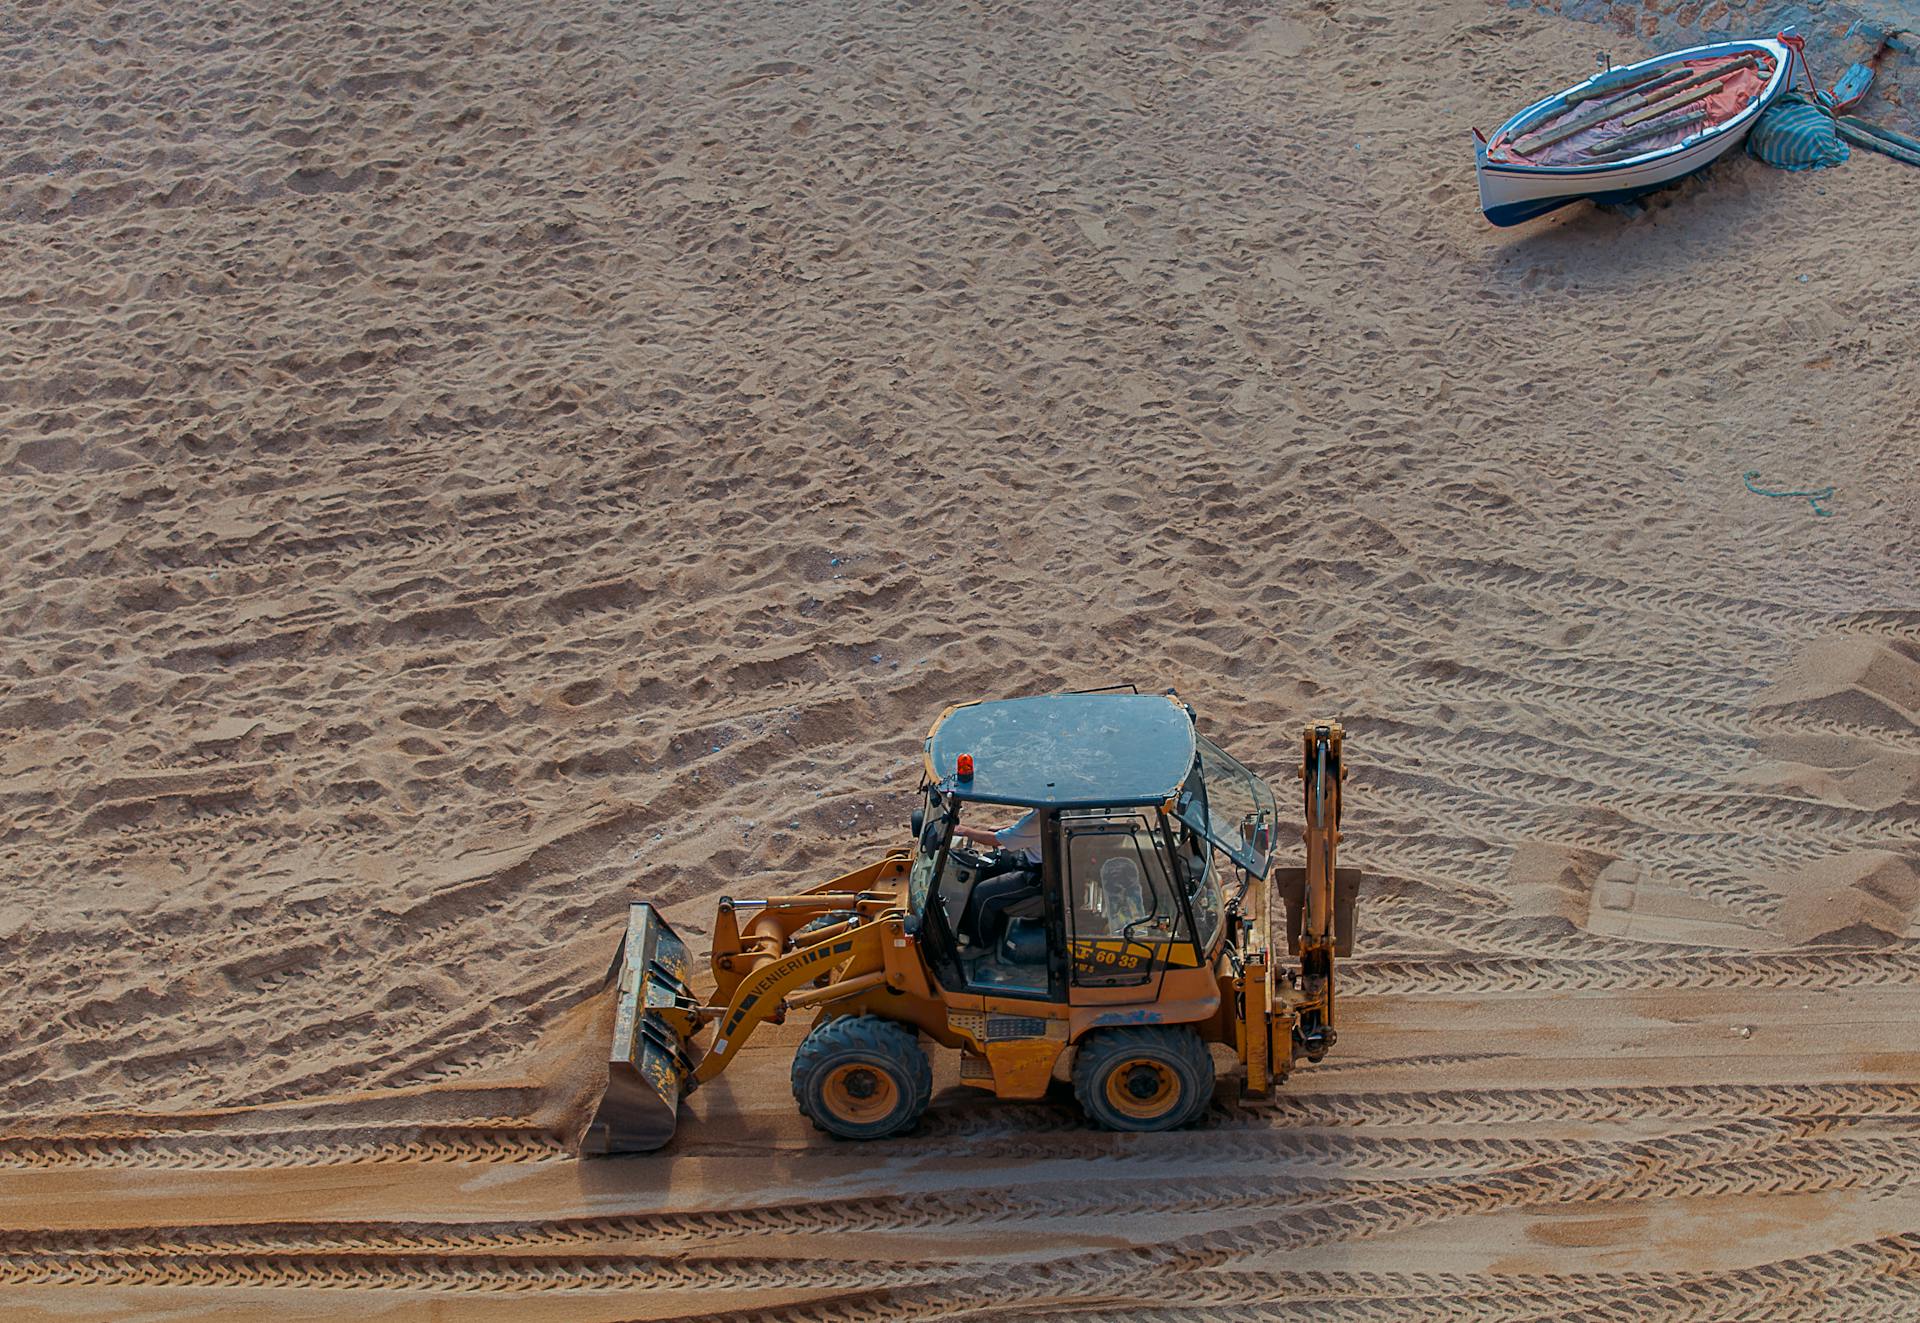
(581, 903, 892, 1155)
(694, 916, 888, 1085)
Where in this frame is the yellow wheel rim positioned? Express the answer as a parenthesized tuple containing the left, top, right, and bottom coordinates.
(822, 1063, 899, 1124)
(1103, 1058, 1180, 1120)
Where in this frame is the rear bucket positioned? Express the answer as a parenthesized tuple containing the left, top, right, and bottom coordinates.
(580, 902, 699, 1155)
(1274, 867, 1365, 958)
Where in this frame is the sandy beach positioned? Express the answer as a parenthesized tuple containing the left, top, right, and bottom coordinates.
(2, 0, 1916, 1317)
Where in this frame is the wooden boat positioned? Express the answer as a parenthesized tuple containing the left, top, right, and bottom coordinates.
(1476, 38, 1793, 227)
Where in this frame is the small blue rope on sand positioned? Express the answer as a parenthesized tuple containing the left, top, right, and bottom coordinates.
(1743, 469, 1835, 517)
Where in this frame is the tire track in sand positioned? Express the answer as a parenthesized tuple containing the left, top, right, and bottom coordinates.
(6, 1131, 1914, 1265)
(0, 1117, 563, 1169)
(931, 1232, 1920, 1322)
(11, 1080, 1911, 1171)
(1343, 946, 1920, 996)
(0, 1119, 1862, 1296)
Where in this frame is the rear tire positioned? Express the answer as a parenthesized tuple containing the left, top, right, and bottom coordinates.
(1072, 1026, 1213, 1132)
(791, 1015, 932, 1140)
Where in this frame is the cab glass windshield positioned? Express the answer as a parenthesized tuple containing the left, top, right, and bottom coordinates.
(1176, 735, 1277, 878)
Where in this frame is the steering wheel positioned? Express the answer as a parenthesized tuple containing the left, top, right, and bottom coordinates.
(952, 841, 994, 868)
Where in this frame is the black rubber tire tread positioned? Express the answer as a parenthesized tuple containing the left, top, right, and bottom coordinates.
(1072, 1025, 1215, 1133)
(790, 1014, 933, 1141)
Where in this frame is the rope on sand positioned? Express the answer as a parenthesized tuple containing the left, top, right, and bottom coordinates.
(1743, 470, 1835, 517)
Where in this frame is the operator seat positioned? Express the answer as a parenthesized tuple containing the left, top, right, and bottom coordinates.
(963, 866, 1041, 949)
(999, 916, 1049, 965)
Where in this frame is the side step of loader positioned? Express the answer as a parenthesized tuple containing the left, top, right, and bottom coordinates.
(580, 902, 699, 1156)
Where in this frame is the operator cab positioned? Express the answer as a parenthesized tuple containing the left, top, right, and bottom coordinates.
(907, 690, 1278, 1002)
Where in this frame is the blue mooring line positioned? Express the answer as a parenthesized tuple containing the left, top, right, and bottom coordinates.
(1743, 469, 1836, 517)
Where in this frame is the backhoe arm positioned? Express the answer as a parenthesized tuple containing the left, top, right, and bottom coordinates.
(1269, 722, 1357, 1064)
(1296, 721, 1343, 1054)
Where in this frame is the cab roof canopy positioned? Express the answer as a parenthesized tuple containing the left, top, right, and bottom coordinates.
(924, 692, 1198, 809)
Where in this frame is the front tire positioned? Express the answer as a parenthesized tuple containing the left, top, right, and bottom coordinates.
(1072, 1026, 1213, 1132)
(791, 1015, 932, 1140)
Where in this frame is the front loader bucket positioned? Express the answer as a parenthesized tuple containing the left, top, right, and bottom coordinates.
(580, 902, 699, 1155)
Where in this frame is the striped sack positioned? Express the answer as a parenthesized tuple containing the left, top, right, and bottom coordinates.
(1747, 94, 1849, 171)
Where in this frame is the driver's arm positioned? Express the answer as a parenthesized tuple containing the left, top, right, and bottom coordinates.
(953, 824, 999, 848)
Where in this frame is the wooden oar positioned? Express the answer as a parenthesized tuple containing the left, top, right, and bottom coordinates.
(1514, 53, 1758, 154)
(1513, 70, 1687, 153)
(1836, 115, 1920, 167)
(1562, 63, 1686, 106)
(1580, 110, 1707, 159)
(1620, 79, 1721, 127)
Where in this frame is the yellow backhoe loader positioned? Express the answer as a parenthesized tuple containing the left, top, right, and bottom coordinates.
(580, 690, 1361, 1154)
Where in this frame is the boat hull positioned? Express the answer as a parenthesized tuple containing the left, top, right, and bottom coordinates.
(1476, 38, 1791, 227)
